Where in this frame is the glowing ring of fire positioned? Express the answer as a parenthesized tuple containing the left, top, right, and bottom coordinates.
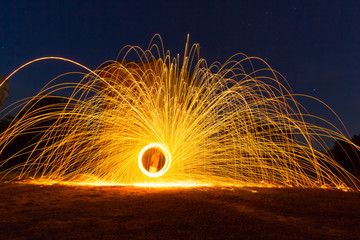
(138, 143, 171, 177)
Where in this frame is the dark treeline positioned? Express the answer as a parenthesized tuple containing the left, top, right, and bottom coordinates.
(328, 134, 360, 177)
(0, 95, 74, 171)
(0, 96, 360, 179)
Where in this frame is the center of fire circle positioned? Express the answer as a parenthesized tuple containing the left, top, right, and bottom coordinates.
(138, 143, 171, 177)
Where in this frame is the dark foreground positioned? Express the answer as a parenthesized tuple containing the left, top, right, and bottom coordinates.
(0, 183, 359, 240)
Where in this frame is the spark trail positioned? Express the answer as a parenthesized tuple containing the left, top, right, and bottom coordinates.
(0, 36, 359, 190)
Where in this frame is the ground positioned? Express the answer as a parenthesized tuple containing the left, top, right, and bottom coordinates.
(0, 182, 359, 240)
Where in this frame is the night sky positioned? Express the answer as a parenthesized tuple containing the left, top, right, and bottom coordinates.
(1, 0, 360, 141)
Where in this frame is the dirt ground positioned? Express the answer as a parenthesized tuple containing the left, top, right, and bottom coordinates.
(0, 182, 359, 240)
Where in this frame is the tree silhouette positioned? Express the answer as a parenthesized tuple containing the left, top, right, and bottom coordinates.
(329, 134, 360, 177)
(0, 75, 9, 107)
(0, 95, 74, 172)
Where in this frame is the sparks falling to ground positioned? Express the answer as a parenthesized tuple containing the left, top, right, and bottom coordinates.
(0, 35, 359, 190)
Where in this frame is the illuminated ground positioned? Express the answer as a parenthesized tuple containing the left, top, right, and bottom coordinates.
(0, 183, 359, 240)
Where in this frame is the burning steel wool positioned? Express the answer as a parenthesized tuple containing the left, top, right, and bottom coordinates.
(0, 36, 359, 190)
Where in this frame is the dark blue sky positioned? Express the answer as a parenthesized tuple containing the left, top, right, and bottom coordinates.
(1, 0, 360, 139)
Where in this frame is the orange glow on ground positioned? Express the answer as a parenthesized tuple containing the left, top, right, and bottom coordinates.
(17, 178, 347, 191)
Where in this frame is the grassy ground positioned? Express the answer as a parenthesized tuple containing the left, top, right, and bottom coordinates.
(0, 182, 359, 240)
